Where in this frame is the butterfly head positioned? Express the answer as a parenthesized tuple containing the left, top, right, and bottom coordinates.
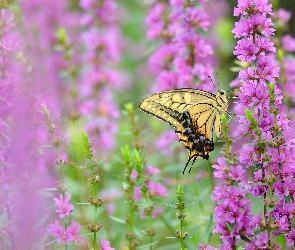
(217, 89, 229, 106)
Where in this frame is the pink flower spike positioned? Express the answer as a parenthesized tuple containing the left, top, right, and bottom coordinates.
(101, 239, 115, 250)
(53, 194, 74, 218)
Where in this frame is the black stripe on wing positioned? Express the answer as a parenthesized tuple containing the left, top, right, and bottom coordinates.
(139, 100, 182, 127)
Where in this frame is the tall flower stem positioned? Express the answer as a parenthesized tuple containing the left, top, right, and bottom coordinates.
(82, 131, 104, 250)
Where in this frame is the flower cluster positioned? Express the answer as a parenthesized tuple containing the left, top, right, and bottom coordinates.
(79, 0, 123, 154)
(212, 157, 259, 248)
(216, 0, 295, 248)
(47, 194, 86, 246)
(146, 0, 215, 92)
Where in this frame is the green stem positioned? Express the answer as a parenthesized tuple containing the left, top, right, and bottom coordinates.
(149, 216, 153, 250)
(92, 168, 98, 249)
(180, 218, 185, 250)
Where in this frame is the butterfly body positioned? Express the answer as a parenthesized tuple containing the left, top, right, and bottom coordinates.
(139, 88, 229, 173)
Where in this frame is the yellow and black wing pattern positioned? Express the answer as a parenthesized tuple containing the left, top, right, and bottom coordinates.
(139, 88, 229, 173)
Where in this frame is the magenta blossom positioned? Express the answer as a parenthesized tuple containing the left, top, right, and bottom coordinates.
(53, 194, 74, 218)
(47, 220, 74, 243)
(101, 239, 115, 250)
(146, 181, 168, 197)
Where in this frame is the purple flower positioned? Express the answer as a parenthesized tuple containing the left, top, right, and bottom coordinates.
(234, 37, 259, 61)
(146, 181, 168, 197)
(146, 3, 167, 39)
(282, 34, 295, 52)
(48, 220, 74, 243)
(53, 194, 74, 218)
(287, 229, 295, 246)
(212, 157, 228, 179)
(145, 166, 160, 175)
(213, 185, 256, 247)
(67, 221, 85, 244)
(256, 56, 279, 82)
(274, 8, 291, 24)
(156, 130, 179, 155)
(228, 165, 245, 182)
(80, 0, 95, 10)
(234, 0, 272, 16)
(101, 239, 115, 250)
(141, 206, 164, 219)
(233, 14, 275, 38)
(199, 243, 218, 250)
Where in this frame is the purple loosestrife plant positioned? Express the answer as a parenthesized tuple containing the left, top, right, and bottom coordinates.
(211, 116, 259, 249)
(135, 165, 168, 248)
(43, 105, 86, 248)
(212, 0, 295, 248)
(146, 0, 214, 92)
(79, 0, 123, 156)
(81, 131, 105, 249)
(121, 144, 143, 249)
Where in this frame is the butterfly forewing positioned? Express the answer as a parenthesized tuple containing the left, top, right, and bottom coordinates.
(139, 88, 229, 173)
(139, 89, 216, 126)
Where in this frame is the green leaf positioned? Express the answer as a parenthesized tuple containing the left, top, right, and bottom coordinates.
(202, 213, 213, 243)
(122, 182, 129, 190)
(109, 215, 126, 224)
(121, 144, 131, 163)
(57, 27, 67, 45)
(245, 108, 255, 124)
(81, 131, 93, 160)
(240, 235, 251, 243)
(124, 102, 134, 114)
(254, 228, 265, 235)
(76, 202, 91, 205)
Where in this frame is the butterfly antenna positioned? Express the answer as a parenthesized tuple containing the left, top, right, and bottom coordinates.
(208, 76, 217, 90)
(183, 155, 193, 174)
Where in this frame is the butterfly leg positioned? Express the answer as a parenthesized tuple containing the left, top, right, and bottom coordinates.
(183, 155, 194, 175)
(188, 156, 197, 173)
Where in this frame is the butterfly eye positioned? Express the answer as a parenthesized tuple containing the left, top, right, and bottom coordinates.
(219, 90, 225, 95)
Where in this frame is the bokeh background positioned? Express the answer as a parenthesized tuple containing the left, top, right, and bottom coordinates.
(0, 0, 295, 249)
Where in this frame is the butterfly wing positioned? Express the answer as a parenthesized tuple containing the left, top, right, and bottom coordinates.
(139, 88, 228, 173)
(139, 88, 217, 129)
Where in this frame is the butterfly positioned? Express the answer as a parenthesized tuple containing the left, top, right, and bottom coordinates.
(139, 88, 229, 174)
